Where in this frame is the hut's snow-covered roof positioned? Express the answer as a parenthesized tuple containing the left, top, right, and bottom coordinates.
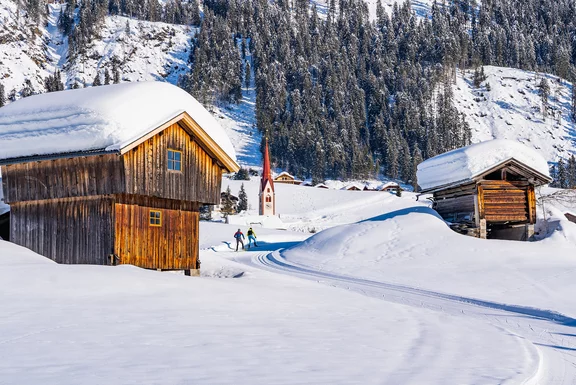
(417, 139, 551, 191)
(0, 82, 237, 165)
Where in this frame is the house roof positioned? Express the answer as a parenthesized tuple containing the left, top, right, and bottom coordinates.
(417, 139, 551, 192)
(379, 182, 401, 190)
(275, 171, 294, 179)
(0, 82, 239, 172)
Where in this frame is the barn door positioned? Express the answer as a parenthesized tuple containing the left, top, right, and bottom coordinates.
(114, 203, 199, 270)
(480, 181, 531, 223)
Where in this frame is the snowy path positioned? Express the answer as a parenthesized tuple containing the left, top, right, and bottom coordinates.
(234, 250, 576, 384)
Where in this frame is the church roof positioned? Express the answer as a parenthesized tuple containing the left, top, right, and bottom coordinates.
(261, 138, 274, 191)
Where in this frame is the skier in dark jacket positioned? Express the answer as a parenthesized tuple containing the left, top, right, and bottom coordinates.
(234, 229, 245, 251)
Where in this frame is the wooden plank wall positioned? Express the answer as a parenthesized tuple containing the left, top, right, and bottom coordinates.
(114, 198, 199, 270)
(480, 180, 530, 223)
(10, 197, 114, 264)
(1, 155, 124, 203)
(433, 183, 477, 221)
(123, 123, 223, 205)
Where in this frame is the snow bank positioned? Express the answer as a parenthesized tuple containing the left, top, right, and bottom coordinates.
(417, 139, 551, 191)
(0, 82, 236, 162)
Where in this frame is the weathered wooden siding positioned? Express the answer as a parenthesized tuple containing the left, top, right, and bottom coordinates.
(10, 197, 114, 264)
(123, 123, 223, 205)
(1, 155, 124, 203)
(114, 196, 199, 270)
(433, 183, 477, 222)
(479, 180, 532, 223)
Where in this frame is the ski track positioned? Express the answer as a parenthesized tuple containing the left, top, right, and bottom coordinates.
(233, 250, 576, 384)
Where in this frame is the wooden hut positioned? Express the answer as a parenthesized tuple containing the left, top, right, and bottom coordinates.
(0, 82, 239, 272)
(417, 140, 551, 241)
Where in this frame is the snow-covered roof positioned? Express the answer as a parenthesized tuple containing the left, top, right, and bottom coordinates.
(0, 82, 238, 170)
(274, 171, 295, 179)
(417, 139, 551, 191)
(341, 183, 365, 191)
(379, 182, 400, 190)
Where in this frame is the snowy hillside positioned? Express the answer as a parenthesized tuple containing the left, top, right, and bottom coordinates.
(66, 15, 194, 86)
(456, 66, 576, 162)
(0, 0, 52, 95)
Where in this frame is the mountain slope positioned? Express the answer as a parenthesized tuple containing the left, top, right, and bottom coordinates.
(456, 66, 576, 162)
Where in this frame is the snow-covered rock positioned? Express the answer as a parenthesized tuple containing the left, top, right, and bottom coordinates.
(0, 82, 237, 161)
(417, 139, 551, 191)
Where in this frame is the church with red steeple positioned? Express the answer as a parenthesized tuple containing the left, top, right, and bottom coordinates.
(259, 138, 276, 216)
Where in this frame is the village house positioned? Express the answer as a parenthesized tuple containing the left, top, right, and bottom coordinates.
(417, 140, 551, 241)
(274, 171, 302, 185)
(379, 182, 402, 192)
(0, 82, 239, 273)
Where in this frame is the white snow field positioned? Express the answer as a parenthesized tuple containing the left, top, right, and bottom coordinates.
(2, 177, 576, 383)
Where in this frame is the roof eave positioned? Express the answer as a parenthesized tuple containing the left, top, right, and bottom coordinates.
(0, 149, 120, 166)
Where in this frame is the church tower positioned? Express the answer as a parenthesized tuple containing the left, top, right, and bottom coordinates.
(259, 138, 276, 216)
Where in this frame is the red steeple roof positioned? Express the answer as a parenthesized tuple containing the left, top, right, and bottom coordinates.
(261, 137, 274, 192)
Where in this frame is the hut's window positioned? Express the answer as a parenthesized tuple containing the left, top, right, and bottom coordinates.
(168, 149, 182, 171)
(149, 210, 162, 226)
(266, 195, 271, 203)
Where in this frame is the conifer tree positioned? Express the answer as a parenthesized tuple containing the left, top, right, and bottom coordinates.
(557, 159, 567, 188)
(238, 183, 248, 212)
(221, 186, 236, 218)
(0, 83, 5, 107)
(538, 78, 550, 118)
(92, 72, 101, 87)
(104, 69, 111, 85)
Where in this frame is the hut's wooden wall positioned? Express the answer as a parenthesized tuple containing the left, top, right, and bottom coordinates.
(10, 196, 114, 264)
(114, 196, 199, 270)
(123, 123, 223, 205)
(1, 155, 124, 203)
(433, 183, 477, 222)
(478, 180, 535, 224)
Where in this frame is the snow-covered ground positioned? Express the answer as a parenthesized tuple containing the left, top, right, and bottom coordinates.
(2, 175, 576, 383)
(3, 180, 576, 383)
(456, 66, 576, 162)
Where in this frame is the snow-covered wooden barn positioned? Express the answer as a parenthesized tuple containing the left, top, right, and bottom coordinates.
(417, 140, 552, 240)
(0, 82, 239, 272)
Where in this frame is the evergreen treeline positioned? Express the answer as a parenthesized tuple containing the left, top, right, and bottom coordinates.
(180, 0, 576, 184)
(12, 0, 576, 185)
(551, 155, 576, 189)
